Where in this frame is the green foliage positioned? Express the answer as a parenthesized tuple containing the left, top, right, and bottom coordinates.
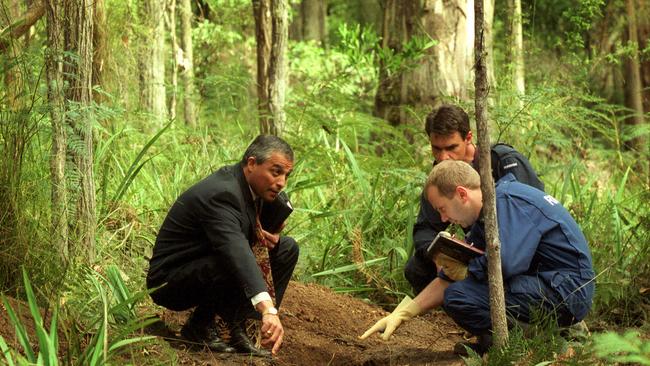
(592, 330, 650, 365)
(0, 267, 154, 365)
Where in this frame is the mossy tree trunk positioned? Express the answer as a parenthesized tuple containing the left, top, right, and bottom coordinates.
(45, 0, 69, 262)
(63, 0, 96, 260)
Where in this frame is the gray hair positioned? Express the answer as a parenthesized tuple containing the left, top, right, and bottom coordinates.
(241, 135, 294, 164)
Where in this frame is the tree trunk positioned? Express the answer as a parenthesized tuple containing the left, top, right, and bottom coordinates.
(475, 0, 508, 349)
(92, 0, 106, 102)
(63, 0, 96, 260)
(356, 0, 382, 34)
(167, 0, 178, 121)
(253, 0, 273, 132)
(267, 0, 288, 136)
(180, 0, 196, 126)
(0, 0, 44, 53)
(140, 0, 167, 125)
(639, 0, 650, 114)
(288, 1, 303, 40)
(3, 0, 24, 108)
(45, 0, 68, 262)
(624, 0, 645, 153)
(483, 0, 496, 92)
(374, 0, 474, 127)
(506, 0, 525, 109)
(302, 0, 326, 45)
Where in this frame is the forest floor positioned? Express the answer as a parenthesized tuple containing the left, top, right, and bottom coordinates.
(144, 281, 466, 365)
(0, 281, 468, 365)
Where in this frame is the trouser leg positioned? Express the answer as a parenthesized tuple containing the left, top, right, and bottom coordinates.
(270, 236, 299, 308)
(147, 236, 299, 324)
(404, 254, 438, 294)
(442, 275, 571, 336)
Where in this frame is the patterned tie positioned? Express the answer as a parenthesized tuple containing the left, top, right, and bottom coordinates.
(253, 199, 275, 299)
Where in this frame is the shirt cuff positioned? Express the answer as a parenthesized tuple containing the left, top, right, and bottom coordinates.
(250, 291, 272, 306)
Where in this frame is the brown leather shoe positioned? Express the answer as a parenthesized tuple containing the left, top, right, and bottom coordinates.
(228, 325, 271, 357)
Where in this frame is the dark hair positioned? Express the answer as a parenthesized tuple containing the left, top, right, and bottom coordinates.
(241, 135, 294, 165)
(424, 104, 470, 139)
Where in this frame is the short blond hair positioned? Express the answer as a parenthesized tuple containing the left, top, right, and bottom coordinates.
(426, 160, 480, 198)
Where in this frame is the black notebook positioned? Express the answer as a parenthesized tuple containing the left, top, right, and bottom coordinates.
(425, 232, 484, 264)
(260, 191, 293, 233)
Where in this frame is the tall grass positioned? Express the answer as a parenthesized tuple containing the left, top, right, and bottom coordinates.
(0, 267, 154, 365)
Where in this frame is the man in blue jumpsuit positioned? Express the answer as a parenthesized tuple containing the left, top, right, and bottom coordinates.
(361, 160, 595, 354)
(406, 104, 544, 294)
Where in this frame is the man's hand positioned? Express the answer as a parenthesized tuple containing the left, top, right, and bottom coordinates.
(435, 253, 468, 281)
(261, 229, 280, 250)
(261, 313, 283, 355)
(359, 296, 422, 341)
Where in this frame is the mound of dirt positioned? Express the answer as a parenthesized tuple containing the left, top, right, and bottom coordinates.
(149, 281, 467, 365)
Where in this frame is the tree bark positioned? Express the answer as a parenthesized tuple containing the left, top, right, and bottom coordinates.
(63, 0, 96, 260)
(180, 0, 196, 126)
(92, 0, 106, 102)
(506, 0, 525, 109)
(483, 0, 496, 93)
(356, 0, 381, 34)
(253, 0, 273, 133)
(140, 0, 167, 125)
(374, 0, 474, 127)
(3, 0, 24, 107)
(45, 0, 68, 262)
(474, 0, 508, 349)
(288, 1, 302, 40)
(167, 0, 178, 121)
(0, 0, 44, 53)
(302, 0, 326, 45)
(267, 0, 288, 136)
(624, 0, 645, 152)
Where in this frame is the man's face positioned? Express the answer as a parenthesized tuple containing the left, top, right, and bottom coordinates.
(245, 152, 293, 202)
(426, 185, 478, 228)
(429, 131, 472, 163)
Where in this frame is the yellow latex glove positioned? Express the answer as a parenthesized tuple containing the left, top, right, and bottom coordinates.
(436, 253, 468, 281)
(359, 296, 422, 341)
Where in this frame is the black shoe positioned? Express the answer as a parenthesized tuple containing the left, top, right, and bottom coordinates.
(180, 318, 236, 353)
(453, 333, 492, 356)
(229, 324, 271, 357)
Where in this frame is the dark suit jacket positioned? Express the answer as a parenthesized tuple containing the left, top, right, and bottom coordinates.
(148, 163, 268, 299)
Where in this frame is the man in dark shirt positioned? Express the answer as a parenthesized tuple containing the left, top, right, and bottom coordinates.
(146, 135, 299, 356)
(405, 104, 544, 293)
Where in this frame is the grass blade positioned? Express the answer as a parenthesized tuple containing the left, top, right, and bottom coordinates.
(1, 296, 36, 361)
(109, 120, 172, 207)
(0, 335, 16, 366)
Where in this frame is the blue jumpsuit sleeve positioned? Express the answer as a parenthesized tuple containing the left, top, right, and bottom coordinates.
(467, 194, 544, 281)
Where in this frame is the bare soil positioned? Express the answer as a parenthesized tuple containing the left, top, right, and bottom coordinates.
(1, 282, 467, 365)
(145, 281, 467, 365)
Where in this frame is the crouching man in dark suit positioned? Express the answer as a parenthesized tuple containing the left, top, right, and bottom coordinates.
(146, 135, 299, 356)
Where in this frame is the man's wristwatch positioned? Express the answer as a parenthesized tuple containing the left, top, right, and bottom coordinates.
(262, 307, 278, 316)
